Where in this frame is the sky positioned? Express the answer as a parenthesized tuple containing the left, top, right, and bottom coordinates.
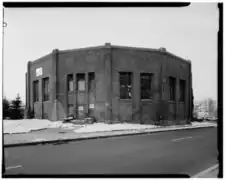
(3, 3, 218, 103)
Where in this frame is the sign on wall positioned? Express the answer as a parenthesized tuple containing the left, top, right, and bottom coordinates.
(36, 67, 43, 77)
(78, 81, 85, 91)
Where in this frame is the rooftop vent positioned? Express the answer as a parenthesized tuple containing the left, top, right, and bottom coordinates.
(105, 42, 111, 47)
(159, 47, 166, 52)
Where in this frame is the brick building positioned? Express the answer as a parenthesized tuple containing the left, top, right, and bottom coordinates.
(26, 43, 193, 125)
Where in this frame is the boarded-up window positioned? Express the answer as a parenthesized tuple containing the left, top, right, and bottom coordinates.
(180, 79, 186, 102)
(43, 77, 50, 101)
(33, 80, 39, 102)
(120, 72, 132, 99)
(140, 73, 153, 99)
(77, 73, 85, 91)
(67, 74, 74, 92)
(169, 76, 176, 101)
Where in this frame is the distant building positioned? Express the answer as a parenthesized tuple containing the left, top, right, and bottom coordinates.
(26, 43, 193, 125)
(194, 99, 217, 119)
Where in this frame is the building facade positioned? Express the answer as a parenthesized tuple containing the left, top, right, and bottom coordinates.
(26, 43, 193, 125)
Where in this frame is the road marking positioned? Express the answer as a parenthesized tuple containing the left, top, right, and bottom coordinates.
(172, 136, 192, 142)
(6, 165, 22, 170)
(192, 164, 218, 178)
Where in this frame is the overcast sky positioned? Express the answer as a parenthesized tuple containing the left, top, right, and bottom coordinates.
(3, 3, 218, 103)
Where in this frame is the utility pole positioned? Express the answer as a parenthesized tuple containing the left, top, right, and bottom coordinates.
(2, 8, 7, 175)
(2, 9, 7, 95)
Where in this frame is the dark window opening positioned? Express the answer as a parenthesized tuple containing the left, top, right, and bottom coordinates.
(180, 79, 186, 102)
(67, 74, 74, 92)
(169, 76, 176, 101)
(120, 72, 132, 99)
(43, 77, 50, 101)
(77, 73, 85, 91)
(33, 80, 39, 102)
(140, 73, 153, 99)
(88, 72, 95, 91)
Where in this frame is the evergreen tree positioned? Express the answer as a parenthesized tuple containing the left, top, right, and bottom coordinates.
(10, 94, 23, 119)
(191, 88, 194, 120)
(3, 97, 10, 119)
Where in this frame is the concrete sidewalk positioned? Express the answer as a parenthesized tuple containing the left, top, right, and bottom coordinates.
(4, 123, 217, 147)
(193, 164, 219, 178)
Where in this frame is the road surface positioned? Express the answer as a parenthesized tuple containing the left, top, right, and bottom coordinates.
(4, 127, 217, 176)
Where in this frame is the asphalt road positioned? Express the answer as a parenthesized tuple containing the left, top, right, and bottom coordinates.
(4, 127, 217, 176)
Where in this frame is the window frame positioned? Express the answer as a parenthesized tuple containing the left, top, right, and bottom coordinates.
(76, 73, 86, 92)
(140, 72, 153, 100)
(119, 72, 133, 100)
(169, 76, 176, 101)
(33, 80, 39, 102)
(88, 72, 95, 91)
(179, 79, 186, 102)
(42, 77, 50, 102)
(67, 74, 74, 92)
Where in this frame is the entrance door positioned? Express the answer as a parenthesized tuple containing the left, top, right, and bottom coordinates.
(118, 72, 133, 122)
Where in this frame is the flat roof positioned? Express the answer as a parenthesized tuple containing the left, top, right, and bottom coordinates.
(59, 43, 190, 64)
(31, 43, 191, 65)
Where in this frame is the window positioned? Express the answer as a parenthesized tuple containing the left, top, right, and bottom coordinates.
(180, 79, 186, 102)
(33, 80, 39, 102)
(169, 76, 176, 101)
(67, 74, 74, 92)
(88, 72, 95, 91)
(140, 73, 153, 99)
(43, 77, 50, 101)
(120, 72, 132, 99)
(77, 73, 85, 91)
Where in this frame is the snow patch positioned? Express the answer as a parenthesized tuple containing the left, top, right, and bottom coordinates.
(74, 123, 158, 133)
(31, 138, 46, 142)
(191, 121, 217, 127)
(3, 119, 216, 135)
(3, 119, 83, 134)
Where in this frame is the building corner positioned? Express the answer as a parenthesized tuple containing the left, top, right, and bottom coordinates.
(51, 49, 59, 121)
(104, 43, 112, 123)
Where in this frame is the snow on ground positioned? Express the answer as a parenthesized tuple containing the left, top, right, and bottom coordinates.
(3, 119, 216, 134)
(74, 123, 158, 133)
(191, 121, 217, 127)
(74, 121, 216, 133)
(3, 119, 83, 134)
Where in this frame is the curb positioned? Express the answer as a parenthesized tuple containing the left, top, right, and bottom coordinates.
(4, 125, 216, 148)
(192, 164, 218, 178)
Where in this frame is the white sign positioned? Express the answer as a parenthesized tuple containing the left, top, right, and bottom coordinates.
(78, 106, 84, 111)
(36, 67, 43, 77)
(89, 104, 94, 109)
(78, 81, 85, 91)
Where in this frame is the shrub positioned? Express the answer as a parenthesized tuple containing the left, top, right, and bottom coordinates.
(3, 97, 10, 119)
(10, 94, 24, 119)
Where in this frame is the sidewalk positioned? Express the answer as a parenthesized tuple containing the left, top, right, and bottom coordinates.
(4, 122, 217, 147)
(193, 164, 219, 178)
(198, 168, 218, 178)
